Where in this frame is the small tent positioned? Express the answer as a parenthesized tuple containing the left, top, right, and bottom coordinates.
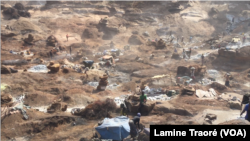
(95, 116, 130, 140)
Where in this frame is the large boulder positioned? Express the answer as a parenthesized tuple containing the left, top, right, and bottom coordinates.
(228, 101, 241, 110)
(82, 28, 98, 39)
(1, 3, 12, 10)
(124, 95, 156, 115)
(210, 82, 227, 91)
(2, 6, 30, 20)
(128, 35, 144, 45)
(205, 113, 217, 120)
(14, 3, 25, 10)
(3, 7, 20, 19)
(1, 94, 13, 105)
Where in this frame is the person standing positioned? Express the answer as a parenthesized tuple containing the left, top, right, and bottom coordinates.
(84, 67, 89, 79)
(190, 67, 195, 80)
(50, 50, 53, 60)
(120, 103, 128, 117)
(70, 46, 72, 55)
(224, 73, 230, 87)
(240, 99, 250, 122)
(181, 36, 184, 42)
(174, 48, 177, 53)
(136, 86, 141, 94)
(66, 34, 69, 41)
(243, 35, 246, 44)
(110, 41, 114, 48)
(232, 17, 235, 23)
(183, 49, 186, 59)
(188, 48, 191, 59)
(138, 92, 147, 113)
(201, 54, 204, 66)
(189, 36, 192, 42)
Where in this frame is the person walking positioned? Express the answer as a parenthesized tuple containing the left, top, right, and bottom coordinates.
(70, 46, 72, 55)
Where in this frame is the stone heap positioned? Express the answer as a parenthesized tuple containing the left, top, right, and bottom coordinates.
(46, 35, 58, 46)
(97, 74, 108, 90)
(47, 61, 60, 73)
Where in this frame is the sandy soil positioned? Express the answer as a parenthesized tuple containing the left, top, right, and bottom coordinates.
(2, 1, 250, 140)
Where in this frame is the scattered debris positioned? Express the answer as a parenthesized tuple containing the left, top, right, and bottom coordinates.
(28, 65, 48, 73)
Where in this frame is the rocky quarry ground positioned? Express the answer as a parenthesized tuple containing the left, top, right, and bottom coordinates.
(1, 1, 250, 141)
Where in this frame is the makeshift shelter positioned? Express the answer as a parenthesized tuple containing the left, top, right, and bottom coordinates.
(95, 116, 130, 140)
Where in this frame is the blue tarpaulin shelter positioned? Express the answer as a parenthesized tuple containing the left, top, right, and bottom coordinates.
(95, 116, 130, 140)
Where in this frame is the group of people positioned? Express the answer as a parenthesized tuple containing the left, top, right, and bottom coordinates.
(119, 89, 148, 138)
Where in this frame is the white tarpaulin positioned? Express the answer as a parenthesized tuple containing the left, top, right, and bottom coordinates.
(196, 88, 217, 98)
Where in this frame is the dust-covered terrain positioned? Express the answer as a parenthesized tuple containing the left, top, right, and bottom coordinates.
(2, 1, 250, 141)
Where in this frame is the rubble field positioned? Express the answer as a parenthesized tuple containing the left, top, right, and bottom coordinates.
(1, 1, 250, 141)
